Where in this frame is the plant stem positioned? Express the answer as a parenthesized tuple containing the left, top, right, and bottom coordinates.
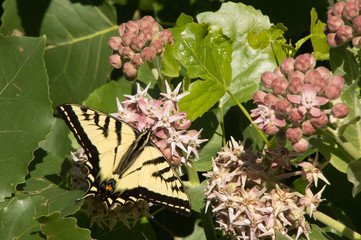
(219, 105, 226, 147)
(314, 210, 361, 239)
(186, 164, 200, 186)
(200, 213, 218, 240)
(323, 127, 361, 161)
(226, 88, 270, 146)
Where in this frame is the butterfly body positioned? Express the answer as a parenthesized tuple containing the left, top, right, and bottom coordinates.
(57, 104, 191, 216)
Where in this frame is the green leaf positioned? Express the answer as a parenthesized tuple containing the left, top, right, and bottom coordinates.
(309, 224, 333, 240)
(175, 13, 194, 27)
(38, 212, 92, 240)
(163, 22, 232, 120)
(197, 2, 277, 107)
(329, 45, 359, 86)
(1, 0, 117, 107)
(183, 219, 206, 240)
(188, 181, 206, 213)
(84, 80, 134, 113)
(18, 151, 84, 217)
(348, 158, 361, 196)
(310, 8, 330, 60)
(0, 197, 48, 239)
(0, 36, 54, 201)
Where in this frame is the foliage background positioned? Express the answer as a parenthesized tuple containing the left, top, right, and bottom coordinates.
(1, 0, 361, 239)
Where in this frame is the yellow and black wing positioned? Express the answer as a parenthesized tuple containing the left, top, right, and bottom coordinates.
(56, 104, 191, 216)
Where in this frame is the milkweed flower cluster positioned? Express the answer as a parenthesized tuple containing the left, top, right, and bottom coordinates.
(324, 0, 361, 48)
(69, 81, 206, 228)
(204, 138, 328, 240)
(108, 15, 174, 80)
(251, 53, 349, 152)
(112, 81, 207, 168)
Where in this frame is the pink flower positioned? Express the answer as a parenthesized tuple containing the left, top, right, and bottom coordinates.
(123, 82, 151, 104)
(160, 81, 190, 109)
(297, 161, 330, 187)
(251, 105, 286, 130)
(287, 83, 328, 117)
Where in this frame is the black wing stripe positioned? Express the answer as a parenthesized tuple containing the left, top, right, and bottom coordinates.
(114, 187, 191, 216)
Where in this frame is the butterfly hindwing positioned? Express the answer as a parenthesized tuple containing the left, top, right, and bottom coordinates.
(56, 104, 191, 216)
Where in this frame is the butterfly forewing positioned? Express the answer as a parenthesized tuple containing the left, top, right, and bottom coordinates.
(56, 104, 191, 216)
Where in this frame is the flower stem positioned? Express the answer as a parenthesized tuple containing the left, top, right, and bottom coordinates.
(314, 210, 361, 239)
(219, 105, 226, 147)
(200, 213, 218, 240)
(186, 164, 200, 185)
(323, 127, 361, 161)
(226, 88, 270, 146)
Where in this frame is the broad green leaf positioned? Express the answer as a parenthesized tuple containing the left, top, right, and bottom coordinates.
(175, 13, 194, 27)
(0, 36, 53, 201)
(38, 212, 91, 240)
(84, 79, 134, 113)
(329, 45, 359, 86)
(188, 181, 207, 213)
(18, 151, 84, 217)
(183, 219, 206, 240)
(0, 197, 48, 239)
(348, 158, 361, 197)
(1, 0, 117, 107)
(163, 22, 232, 120)
(197, 2, 276, 107)
(44, 0, 117, 108)
(39, 118, 73, 157)
(309, 224, 333, 240)
(310, 8, 330, 60)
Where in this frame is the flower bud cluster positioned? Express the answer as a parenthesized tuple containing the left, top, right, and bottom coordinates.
(324, 0, 361, 48)
(108, 16, 174, 80)
(251, 54, 349, 152)
(204, 138, 327, 240)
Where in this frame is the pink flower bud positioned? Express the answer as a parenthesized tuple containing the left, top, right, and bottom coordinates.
(280, 57, 295, 76)
(139, 27, 153, 42)
(150, 39, 164, 54)
(332, 103, 349, 118)
(311, 112, 328, 128)
(294, 54, 312, 72)
(253, 91, 267, 104)
(122, 32, 135, 46)
(286, 127, 302, 143)
(326, 33, 341, 48)
(126, 21, 139, 34)
(336, 25, 353, 43)
(353, 16, 361, 33)
(264, 124, 279, 135)
(342, 2, 359, 20)
(108, 54, 122, 68)
(118, 23, 126, 36)
(131, 53, 144, 67)
(327, 16, 344, 32)
(272, 78, 288, 95)
(325, 85, 341, 100)
(302, 120, 316, 135)
(123, 62, 138, 80)
(151, 21, 159, 33)
(289, 108, 304, 124)
(121, 46, 135, 59)
(328, 75, 345, 89)
(304, 69, 322, 83)
(276, 98, 292, 115)
(174, 118, 192, 130)
(313, 78, 328, 94)
(288, 77, 304, 94)
(108, 37, 122, 51)
(332, 2, 345, 17)
(139, 16, 156, 30)
(288, 70, 305, 82)
(264, 93, 280, 108)
(141, 47, 156, 62)
(159, 29, 173, 44)
(352, 36, 361, 47)
(304, 53, 316, 69)
(130, 35, 145, 51)
(261, 71, 276, 88)
(292, 138, 309, 152)
(316, 67, 330, 80)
